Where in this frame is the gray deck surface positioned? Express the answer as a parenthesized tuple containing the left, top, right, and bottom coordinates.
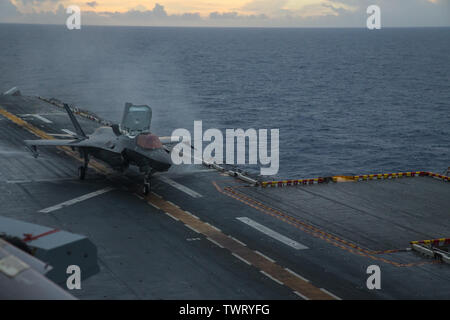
(240, 178, 450, 251)
(0, 94, 449, 300)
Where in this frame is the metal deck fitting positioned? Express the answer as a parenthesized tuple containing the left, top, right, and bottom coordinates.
(410, 238, 450, 264)
(0, 217, 99, 284)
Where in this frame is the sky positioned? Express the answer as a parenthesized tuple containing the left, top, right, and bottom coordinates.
(0, 0, 449, 27)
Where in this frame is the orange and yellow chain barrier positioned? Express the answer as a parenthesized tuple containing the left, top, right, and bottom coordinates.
(410, 238, 450, 247)
(260, 171, 449, 188)
(260, 177, 330, 188)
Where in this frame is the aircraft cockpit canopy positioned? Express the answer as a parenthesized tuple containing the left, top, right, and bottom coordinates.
(120, 103, 152, 136)
(136, 133, 163, 150)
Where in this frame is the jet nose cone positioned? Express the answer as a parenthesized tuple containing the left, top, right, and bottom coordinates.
(152, 149, 172, 171)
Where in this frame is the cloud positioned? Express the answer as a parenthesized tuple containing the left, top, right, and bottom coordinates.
(152, 3, 167, 17)
(16, 0, 59, 3)
(240, 0, 357, 18)
(241, 0, 289, 15)
(0, 0, 21, 21)
(86, 1, 98, 8)
(1, 0, 449, 27)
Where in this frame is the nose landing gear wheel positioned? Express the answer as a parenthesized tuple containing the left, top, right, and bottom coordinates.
(78, 166, 86, 180)
(143, 182, 150, 195)
(143, 177, 151, 195)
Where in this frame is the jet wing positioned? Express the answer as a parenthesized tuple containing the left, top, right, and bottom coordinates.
(24, 139, 80, 147)
(24, 138, 119, 158)
(24, 137, 118, 149)
(159, 136, 184, 145)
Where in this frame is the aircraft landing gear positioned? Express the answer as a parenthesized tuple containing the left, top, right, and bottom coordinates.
(143, 176, 151, 195)
(78, 166, 87, 180)
(78, 151, 89, 181)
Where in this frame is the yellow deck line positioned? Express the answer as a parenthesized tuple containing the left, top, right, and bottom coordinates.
(0, 107, 110, 174)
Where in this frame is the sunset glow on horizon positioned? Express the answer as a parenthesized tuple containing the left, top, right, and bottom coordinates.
(10, 0, 358, 17)
(4, 0, 448, 27)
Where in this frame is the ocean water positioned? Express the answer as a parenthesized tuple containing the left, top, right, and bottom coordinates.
(0, 24, 449, 178)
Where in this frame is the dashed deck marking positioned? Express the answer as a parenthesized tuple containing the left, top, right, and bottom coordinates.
(285, 268, 310, 283)
(232, 253, 252, 266)
(62, 129, 77, 136)
(21, 114, 53, 124)
(164, 212, 179, 221)
(134, 193, 144, 200)
(229, 236, 247, 247)
(146, 194, 336, 300)
(294, 291, 310, 300)
(261, 270, 284, 285)
(237, 217, 309, 250)
(151, 192, 162, 199)
(149, 202, 160, 210)
(185, 211, 200, 220)
(158, 176, 203, 198)
(166, 200, 180, 208)
(205, 222, 221, 232)
(6, 177, 74, 184)
(38, 187, 114, 213)
(185, 224, 201, 234)
(207, 237, 224, 249)
(255, 250, 276, 263)
(320, 288, 342, 300)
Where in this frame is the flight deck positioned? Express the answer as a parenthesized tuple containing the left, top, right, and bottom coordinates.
(0, 92, 449, 300)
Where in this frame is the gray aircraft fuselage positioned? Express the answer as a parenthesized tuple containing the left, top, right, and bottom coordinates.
(84, 126, 172, 174)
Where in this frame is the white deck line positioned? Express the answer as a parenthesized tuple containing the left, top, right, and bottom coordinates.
(207, 237, 224, 249)
(236, 217, 309, 250)
(229, 236, 247, 247)
(7, 177, 74, 184)
(320, 288, 342, 300)
(39, 187, 114, 213)
(254, 250, 276, 263)
(158, 176, 203, 198)
(185, 224, 200, 234)
(260, 271, 283, 285)
(148, 202, 160, 210)
(232, 253, 252, 266)
(293, 291, 310, 300)
(27, 114, 53, 123)
(284, 268, 310, 283)
(62, 129, 77, 136)
(166, 200, 180, 208)
(184, 211, 200, 220)
(164, 212, 179, 221)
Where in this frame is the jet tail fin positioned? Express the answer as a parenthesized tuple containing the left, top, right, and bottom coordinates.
(64, 104, 86, 138)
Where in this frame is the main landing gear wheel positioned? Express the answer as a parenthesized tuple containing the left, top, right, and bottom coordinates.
(143, 181, 151, 195)
(143, 175, 152, 195)
(78, 166, 86, 180)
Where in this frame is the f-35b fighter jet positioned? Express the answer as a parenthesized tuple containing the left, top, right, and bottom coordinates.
(25, 103, 178, 195)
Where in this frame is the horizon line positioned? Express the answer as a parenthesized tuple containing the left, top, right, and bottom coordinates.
(1, 22, 449, 29)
